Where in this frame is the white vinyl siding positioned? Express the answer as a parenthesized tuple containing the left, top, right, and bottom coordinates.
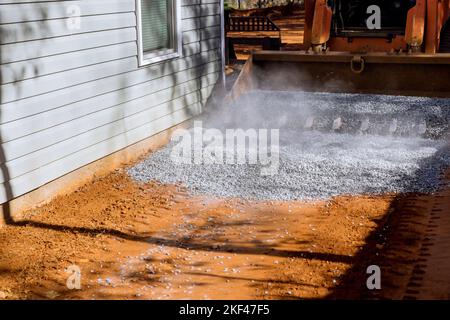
(0, 0, 223, 204)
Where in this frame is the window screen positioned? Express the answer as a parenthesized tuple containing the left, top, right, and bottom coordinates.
(140, 0, 173, 52)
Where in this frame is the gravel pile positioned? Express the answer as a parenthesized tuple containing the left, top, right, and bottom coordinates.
(128, 91, 450, 201)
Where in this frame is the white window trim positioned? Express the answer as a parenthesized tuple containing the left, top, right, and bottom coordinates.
(136, 0, 183, 66)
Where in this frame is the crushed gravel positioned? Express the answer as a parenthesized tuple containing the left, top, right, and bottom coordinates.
(128, 91, 450, 201)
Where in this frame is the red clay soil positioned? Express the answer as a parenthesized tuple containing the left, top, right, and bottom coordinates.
(0, 168, 449, 300)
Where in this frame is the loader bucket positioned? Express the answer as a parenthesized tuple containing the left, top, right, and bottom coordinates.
(230, 51, 450, 99)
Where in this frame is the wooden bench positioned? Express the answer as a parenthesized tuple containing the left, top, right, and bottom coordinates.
(226, 16, 282, 62)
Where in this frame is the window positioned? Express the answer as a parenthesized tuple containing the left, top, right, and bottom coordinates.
(136, 0, 182, 66)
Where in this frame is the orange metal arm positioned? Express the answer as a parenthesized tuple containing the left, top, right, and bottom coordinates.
(311, 0, 332, 50)
(425, 0, 450, 53)
(405, 0, 426, 51)
(302, 0, 316, 50)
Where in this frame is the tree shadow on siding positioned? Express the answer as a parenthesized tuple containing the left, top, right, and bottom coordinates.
(1, 6, 50, 225)
(156, 3, 223, 127)
(0, 22, 14, 224)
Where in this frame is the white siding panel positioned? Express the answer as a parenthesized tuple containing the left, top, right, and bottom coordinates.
(0, 1, 223, 204)
(0, 0, 135, 24)
(1, 59, 221, 143)
(2, 36, 219, 85)
(0, 101, 206, 203)
(2, 65, 220, 163)
(1, 42, 137, 84)
(1, 50, 220, 122)
(0, 82, 217, 184)
(1, 56, 138, 103)
(1, 28, 137, 64)
(0, 12, 136, 44)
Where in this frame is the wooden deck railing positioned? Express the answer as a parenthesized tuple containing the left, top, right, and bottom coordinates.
(227, 16, 281, 33)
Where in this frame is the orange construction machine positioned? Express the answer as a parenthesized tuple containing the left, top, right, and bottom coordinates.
(304, 0, 450, 54)
(231, 0, 450, 98)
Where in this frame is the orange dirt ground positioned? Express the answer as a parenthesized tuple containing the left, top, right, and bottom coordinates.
(1, 166, 449, 300)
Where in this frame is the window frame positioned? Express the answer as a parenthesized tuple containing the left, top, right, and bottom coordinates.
(136, 0, 183, 66)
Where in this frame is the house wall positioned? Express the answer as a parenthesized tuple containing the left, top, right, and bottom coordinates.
(0, 0, 223, 206)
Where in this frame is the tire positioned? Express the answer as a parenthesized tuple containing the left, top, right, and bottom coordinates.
(439, 19, 450, 53)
